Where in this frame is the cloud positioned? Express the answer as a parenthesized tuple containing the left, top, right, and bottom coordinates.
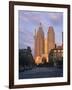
(19, 10, 63, 51)
(19, 10, 44, 25)
(49, 13, 60, 18)
(47, 12, 63, 25)
(49, 13, 59, 20)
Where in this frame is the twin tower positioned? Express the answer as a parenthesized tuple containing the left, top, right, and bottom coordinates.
(34, 23, 55, 65)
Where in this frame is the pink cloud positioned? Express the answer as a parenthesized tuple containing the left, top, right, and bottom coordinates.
(48, 13, 61, 21)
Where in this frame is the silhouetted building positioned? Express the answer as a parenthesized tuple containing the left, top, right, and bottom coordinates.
(19, 47, 35, 71)
(62, 32, 63, 47)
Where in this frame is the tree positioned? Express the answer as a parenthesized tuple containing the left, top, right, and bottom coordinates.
(19, 47, 35, 71)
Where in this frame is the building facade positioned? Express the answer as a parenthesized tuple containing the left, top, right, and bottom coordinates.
(47, 26, 55, 55)
(48, 46, 63, 66)
(34, 23, 45, 64)
(34, 23, 62, 65)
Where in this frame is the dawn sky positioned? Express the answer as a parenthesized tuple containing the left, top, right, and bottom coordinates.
(19, 10, 63, 55)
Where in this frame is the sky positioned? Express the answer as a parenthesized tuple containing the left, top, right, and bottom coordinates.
(19, 10, 63, 55)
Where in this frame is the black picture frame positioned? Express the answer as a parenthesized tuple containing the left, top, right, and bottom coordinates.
(9, 1, 70, 89)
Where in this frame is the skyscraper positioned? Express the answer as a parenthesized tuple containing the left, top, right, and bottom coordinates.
(45, 38, 48, 54)
(34, 23, 44, 59)
(47, 26, 55, 55)
(34, 25, 56, 64)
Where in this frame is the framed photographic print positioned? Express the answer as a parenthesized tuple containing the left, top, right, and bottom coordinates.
(9, 1, 70, 88)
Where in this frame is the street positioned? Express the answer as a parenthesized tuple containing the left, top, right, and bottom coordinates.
(19, 67, 63, 79)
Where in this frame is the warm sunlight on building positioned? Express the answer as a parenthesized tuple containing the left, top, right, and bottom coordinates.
(34, 23, 63, 65)
(35, 56, 42, 65)
(45, 38, 48, 54)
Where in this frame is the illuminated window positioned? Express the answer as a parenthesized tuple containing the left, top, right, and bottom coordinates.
(58, 50, 60, 52)
(54, 50, 56, 52)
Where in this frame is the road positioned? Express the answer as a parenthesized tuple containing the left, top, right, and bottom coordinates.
(19, 67, 63, 79)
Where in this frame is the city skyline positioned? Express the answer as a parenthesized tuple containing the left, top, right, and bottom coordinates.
(19, 10, 63, 55)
